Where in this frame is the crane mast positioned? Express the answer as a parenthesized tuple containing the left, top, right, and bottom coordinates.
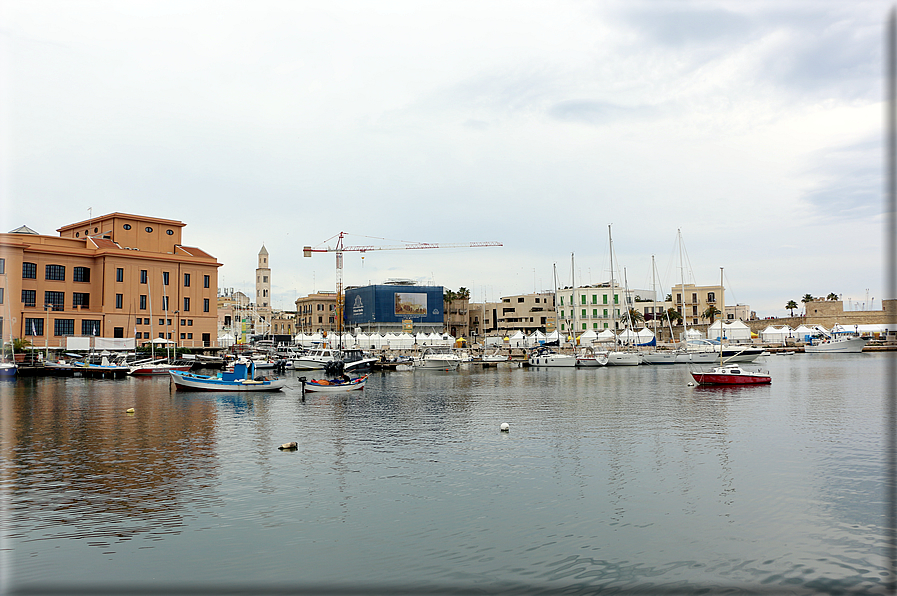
(303, 232, 502, 339)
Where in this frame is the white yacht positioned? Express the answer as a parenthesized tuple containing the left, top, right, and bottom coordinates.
(414, 346, 461, 370)
(528, 346, 576, 367)
(292, 348, 339, 370)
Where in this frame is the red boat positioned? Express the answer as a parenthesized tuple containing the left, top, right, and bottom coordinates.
(691, 363, 771, 385)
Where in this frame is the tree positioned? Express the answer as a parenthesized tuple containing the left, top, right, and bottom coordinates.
(785, 300, 798, 316)
(664, 308, 683, 326)
(456, 287, 470, 300)
(801, 294, 815, 314)
(625, 307, 644, 326)
(665, 294, 673, 302)
(701, 305, 721, 324)
(826, 293, 839, 301)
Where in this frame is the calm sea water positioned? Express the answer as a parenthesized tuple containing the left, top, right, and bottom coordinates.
(1, 353, 893, 595)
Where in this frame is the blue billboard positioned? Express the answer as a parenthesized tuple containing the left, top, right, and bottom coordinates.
(344, 285, 444, 326)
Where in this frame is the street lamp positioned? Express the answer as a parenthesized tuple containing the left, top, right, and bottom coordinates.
(174, 311, 179, 349)
(44, 303, 51, 361)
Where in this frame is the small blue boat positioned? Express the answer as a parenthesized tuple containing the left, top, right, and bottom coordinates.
(169, 359, 287, 392)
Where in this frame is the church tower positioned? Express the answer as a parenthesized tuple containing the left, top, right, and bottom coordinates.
(256, 245, 271, 318)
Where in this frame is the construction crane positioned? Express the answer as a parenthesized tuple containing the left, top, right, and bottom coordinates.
(303, 232, 502, 338)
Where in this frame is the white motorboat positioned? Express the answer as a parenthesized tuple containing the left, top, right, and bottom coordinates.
(129, 359, 193, 375)
(338, 349, 379, 372)
(481, 348, 509, 364)
(292, 348, 340, 370)
(528, 346, 576, 367)
(414, 346, 461, 370)
(804, 334, 868, 353)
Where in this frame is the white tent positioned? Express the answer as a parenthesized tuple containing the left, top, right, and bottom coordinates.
(484, 335, 504, 347)
(794, 324, 827, 341)
(397, 333, 415, 349)
(617, 329, 640, 344)
(508, 330, 526, 348)
(708, 320, 751, 342)
(636, 328, 656, 344)
(527, 330, 547, 347)
(545, 330, 561, 344)
(577, 329, 598, 346)
(760, 325, 791, 343)
(595, 329, 615, 343)
(415, 332, 429, 345)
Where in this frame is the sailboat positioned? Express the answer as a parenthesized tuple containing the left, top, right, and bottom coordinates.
(671, 230, 718, 365)
(690, 262, 771, 385)
(642, 255, 677, 364)
(528, 263, 576, 367)
(605, 226, 639, 366)
(0, 301, 18, 377)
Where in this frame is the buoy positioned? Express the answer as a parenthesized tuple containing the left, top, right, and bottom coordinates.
(278, 441, 298, 450)
(687, 382, 695, 387)
(500, 423, 510, 432)
(126, 408, 135, 414)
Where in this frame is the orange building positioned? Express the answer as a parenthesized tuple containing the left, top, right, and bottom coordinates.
(0, 213, 221, 350)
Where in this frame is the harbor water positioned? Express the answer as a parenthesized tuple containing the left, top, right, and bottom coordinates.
(1, 353, 893, 594)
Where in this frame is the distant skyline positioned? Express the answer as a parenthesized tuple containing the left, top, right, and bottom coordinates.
(2, 1, 890, 317)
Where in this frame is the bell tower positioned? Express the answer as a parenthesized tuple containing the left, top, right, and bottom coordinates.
(256, 245, 271, 320)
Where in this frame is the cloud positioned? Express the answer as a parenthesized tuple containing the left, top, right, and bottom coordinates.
(801, 138, 883, 221)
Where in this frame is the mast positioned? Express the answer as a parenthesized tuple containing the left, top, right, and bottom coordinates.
(678, 228, 687, 344)
(553, 263, 560, 344)
(570, 252, 575, 349)
(652, 255, 657, 339)
(609, 225, 617, 349)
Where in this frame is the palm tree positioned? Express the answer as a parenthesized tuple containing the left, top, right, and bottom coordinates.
(826, 293, 839, 301)
(801, 294, 815, 315)
(664, 308, 683, 326)
(701, 305, 721, 324)
(456, 287, 470, 300)
(625, 307, 645, 326)
(785, 300, 798, 316)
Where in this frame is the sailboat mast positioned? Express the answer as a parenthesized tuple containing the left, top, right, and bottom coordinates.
(570, 252, 575, 348)
(609, 225, 616, 347)
(678, 228, 687, 344)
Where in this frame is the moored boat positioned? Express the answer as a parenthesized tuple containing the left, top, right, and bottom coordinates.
(528, 346, 576, 367)
(129, 359, 193, 375)
(804, 334, 868, 353)
(414, 346, 462, 370)
(691, 363, 771, 385)
(303, 375, 368, 392)
(169, 360, 287, 391)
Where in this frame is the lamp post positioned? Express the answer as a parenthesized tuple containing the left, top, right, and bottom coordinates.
(174, 311, 179, 350)
(44, 303, 51, 360)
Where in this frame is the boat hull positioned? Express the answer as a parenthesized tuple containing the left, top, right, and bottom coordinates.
(606, 352, 640, 366)
(130, 365, 192, 376)
(804, 337, 868, 353)
(414, 358, 461, 370)
(169, 371, 287, 391)
(641, 352, 678, 365)
(691, 372, 771, 385)
(304, 375, 368, 392)
(528, 355, 576, 367)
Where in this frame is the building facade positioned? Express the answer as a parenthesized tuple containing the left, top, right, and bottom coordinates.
(343, 284, 444, 335)
(295, 291, 339, 334)
(555, 283, 656, 333)
(0, 213, 221, 350)
(471, 292, 557, 337)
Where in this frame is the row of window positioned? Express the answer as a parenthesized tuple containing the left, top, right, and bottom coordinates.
(120, 295, 208, 313)
(21, 290, 209, 313)
(559, 294, 620, 306)
(135, 317, 195, 326)
(120, 269, 209, 288)
(136, 332, 196, 340)
(21, 263, 91, 282)
(559, 309, 622, 319)
(298, 304, 334, 313)
(24, 318, 99, 336)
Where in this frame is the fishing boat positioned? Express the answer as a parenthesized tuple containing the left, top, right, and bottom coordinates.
(691, 363, 771, 385)
(303, 375, 368, 392)
(169, 359, 287, 391)
(414, 346, 461, 370)
(804, 333, 868, 353)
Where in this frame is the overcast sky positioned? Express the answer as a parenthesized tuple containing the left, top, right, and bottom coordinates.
(1, 1, 890, 317)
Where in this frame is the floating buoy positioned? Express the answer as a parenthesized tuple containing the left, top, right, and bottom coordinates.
(126, 408, 135, 414)
(500, 423, 510, 432)
(687, 382, 695, 387)
(278, 441, 298, 450)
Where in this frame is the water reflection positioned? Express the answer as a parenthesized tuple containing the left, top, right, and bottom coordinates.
(3, 356, 892, 593)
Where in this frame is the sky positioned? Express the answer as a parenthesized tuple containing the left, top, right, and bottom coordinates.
(1, 0, 891, 317)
